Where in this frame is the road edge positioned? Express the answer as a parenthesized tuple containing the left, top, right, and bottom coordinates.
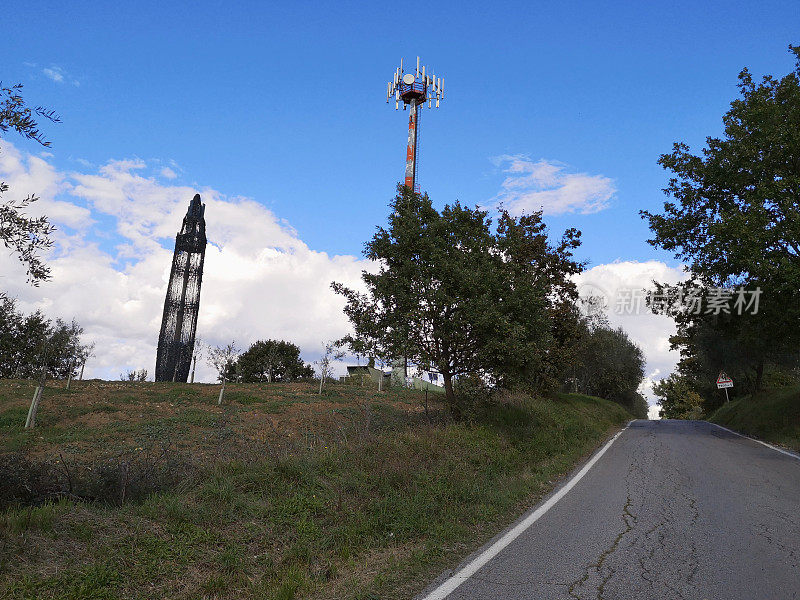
(707, 421, 800, 460)
(413, 419, 637, 600)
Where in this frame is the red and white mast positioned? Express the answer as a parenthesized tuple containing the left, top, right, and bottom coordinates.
(387, 56, 444, 192)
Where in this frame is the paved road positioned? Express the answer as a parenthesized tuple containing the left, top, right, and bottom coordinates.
(419, 420, 800, 600)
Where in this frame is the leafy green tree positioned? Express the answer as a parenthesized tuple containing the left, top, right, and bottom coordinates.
(650, 280, 779, 408)
(642, 46, 800, 391)
(0, 294, 23, 374)
(573, 322, 646, 413)
(10, 309, 50, 377)
(1, 83, 59, 285)
(494, 211, 584, 391)
(0, 295, 88, 379)
(653, 373, 704, 420)
(333, 187, 500, 415)
(622, 390, 650, 420)
(236, 339, 313, 383)
(643, 46, 800, 288)
(333, 186, 582, 416)
(45, 318, 86, 379)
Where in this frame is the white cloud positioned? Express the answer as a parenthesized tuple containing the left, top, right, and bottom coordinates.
(0, 143, 90, 233)
(42, 68, 64, 83)
(0, 143, 686, 398)
(574, 260, 687, 408)
(160, 167, 177, 179)
(0, 142, 369, 382)
(42, 66, 80, 87)
(491, 154, 616, 216)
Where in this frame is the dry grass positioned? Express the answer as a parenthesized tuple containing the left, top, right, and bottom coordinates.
(0, 379, 428, 459)
(0, 380, 629, 599)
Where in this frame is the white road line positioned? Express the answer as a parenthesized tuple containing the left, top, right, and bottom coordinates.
(708, 422, 800, 461)
(418, 421, 634, 600)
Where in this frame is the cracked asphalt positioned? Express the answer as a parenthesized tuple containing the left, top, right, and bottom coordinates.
(425, 420, 800, 600)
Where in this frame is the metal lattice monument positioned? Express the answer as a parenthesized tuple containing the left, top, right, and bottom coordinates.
(386, 56, 444, 192)
(155, 194, 207, 382)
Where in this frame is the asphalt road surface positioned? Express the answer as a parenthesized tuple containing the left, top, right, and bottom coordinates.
(418, 420, 800, 600)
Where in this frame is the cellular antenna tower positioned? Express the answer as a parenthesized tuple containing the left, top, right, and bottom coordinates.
(386, 56, 444, 191)
(155, 194, 207, 382)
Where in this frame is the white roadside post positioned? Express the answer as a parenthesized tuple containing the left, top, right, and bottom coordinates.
(717, 371, 734, 402)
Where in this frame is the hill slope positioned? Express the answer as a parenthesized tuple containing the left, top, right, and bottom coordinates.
(0, 380, 630, 600)
(708, 386, 800, 452)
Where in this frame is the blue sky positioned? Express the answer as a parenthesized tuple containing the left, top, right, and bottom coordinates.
(4, 0, 798, 265)
(1, 1, 798, 394)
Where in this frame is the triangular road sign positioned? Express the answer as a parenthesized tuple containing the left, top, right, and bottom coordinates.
(717, 371, 733, 388)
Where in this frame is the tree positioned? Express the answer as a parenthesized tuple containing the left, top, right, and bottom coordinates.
(641, 46, 800, 392)
(1, 83, 59, 285)
(0, 294, 20, 374)
(190, 337, 204, 384)
(644, 277, 799, 415)
(0, 295, 91, 428)
(10, 309, 50, 377)
(75, 341, 95, 383)
(643, 47, 800, 288)
(333, 188, 496, 414)
(315, 341, 345, 395)
(121, 369, 148, 382)
(22, 319, 78, 428)
(575, 325, 645, 399)
(236, 339, 313, 383)
(571, 319, 647, 417)
(0, 295, 90, 380)
(653, 374, 704, 420)
(207, 341, 239, 405)
(493, 210, 584, 391)
(622, 390, 650, 421)
(333, 186, 581, 417)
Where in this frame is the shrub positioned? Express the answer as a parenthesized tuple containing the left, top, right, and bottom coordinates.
(0, 444, 197, 509)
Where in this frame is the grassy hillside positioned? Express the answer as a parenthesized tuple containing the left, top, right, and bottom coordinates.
(709, 385, 800, 451)
(0, 379, 629, 600)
